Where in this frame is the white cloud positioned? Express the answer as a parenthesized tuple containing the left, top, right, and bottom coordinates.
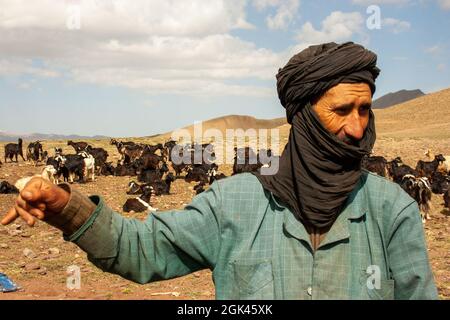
(0, 0, 293, 98)
(351, 0, 410, 5)
(252, 0, 300, 30)
(0, 59, 60, 78)
(266, 0, 300, 30)
(252, 0, 281, 10)
(425, 45, 442, 54)
(438, 0, 450, 9)
(295, 11, 365, 44)
(382, 18, 411, 33)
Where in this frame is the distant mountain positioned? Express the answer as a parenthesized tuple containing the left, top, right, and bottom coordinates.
(0, 131, 109, 142)
(149, 114, 286, 142)
(372, 89, 425, 109)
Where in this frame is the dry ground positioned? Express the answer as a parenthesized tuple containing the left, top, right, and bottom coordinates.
(0, 136, 449, 300)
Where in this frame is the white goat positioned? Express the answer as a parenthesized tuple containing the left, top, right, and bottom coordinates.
(79, 151, 95, 182)
(41, 165, 58, 184)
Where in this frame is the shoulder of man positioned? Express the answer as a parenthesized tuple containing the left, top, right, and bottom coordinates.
(359, 169, 419, 227)
(214, 172, 265, 194)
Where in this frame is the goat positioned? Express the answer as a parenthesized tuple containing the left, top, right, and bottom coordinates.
(114, 162, 138, 176)
(26, 141, 43, 166)
(0, 181, 19, 194)
(55, 154, 85, 183)
(233, 147, 262, 175)
(164, 140, 177, 161)
(387, 157, 418, 183)
(126, 181, 143, 195)
(424, 149, 450, 174)
(4, 138, 25, 163)
(151, 173, 175, 196)
(100, 162, 115, 176)
(194, 182, 206, 195)
(430, 171, 450, 194)
(137, 163, 169, 184)
(362, 155, 388, 177)
(67, 140, 88, 153)
(41, 165, 58, 184)
(134, 153, 165, 172)
(400, 175, 432, 223)
(209, 172, 227, 184)
(123, 185, 157, 213)
(79, 151, 95, 182)
(185, 164, 214, 184)
(86, 146, 108, 174)
(415, 154, 446, 180)
(444, 189, 450, 210)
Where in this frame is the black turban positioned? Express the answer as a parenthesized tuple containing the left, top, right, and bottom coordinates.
(277, 42, 380, 123)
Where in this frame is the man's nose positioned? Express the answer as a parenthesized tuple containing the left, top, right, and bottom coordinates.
(344, 112, 365, 141)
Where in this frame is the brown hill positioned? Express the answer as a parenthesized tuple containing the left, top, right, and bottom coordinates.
(373, 87, 450, 139)
(152, 115, 286, 142)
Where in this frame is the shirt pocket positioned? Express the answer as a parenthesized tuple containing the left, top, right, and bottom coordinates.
(367, 279, 395, 300)
(232, 260, 274, 300)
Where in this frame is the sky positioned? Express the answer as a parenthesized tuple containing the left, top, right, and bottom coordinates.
(0, 0, 449, 137)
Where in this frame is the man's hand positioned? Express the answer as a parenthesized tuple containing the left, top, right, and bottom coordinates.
(1, 177, 70, 227)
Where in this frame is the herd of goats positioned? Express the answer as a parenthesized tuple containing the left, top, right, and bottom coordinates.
(0, 138, 449, 222)
(0, 138, 268, 213)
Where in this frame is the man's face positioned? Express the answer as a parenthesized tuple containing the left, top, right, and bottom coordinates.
(312, 83, 372, 145)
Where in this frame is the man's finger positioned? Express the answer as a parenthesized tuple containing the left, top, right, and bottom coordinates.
(14, 205, 36, 227)
(16, 195, 46, 213)
(0, 207, 19, 225)
(29, 208, 45, 220)
(20, 178, 44, 202)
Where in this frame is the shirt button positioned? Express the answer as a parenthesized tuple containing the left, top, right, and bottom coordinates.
(307, 287, 312, 296)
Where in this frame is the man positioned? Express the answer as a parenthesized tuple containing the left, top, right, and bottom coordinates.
(1, 42, 438, 299)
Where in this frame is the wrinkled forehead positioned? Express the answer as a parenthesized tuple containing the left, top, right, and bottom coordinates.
(319, 82, 373, 105)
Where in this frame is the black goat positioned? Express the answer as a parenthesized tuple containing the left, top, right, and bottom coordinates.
(0, 181, 19, 194)
(86, 145, 109, 173)
(415, 154, 446, 180)
(56, 154, 85, 183)
(100, 162, 115, 176)
(4, 138, 25, 163)
(151, 173, 175, 196)
(137, 163, 169, 184)
(362, 155, 388, 177)
(67, 140, 88, 153)
(123, 185, 156, 213)
(26, 141, 43, 166)
(114, 162, 138, 176)
(194, 182, 206, 195)
(444, 189, 450, 209)
(430, 171, 450, 194)
(388, 157, 418, 183)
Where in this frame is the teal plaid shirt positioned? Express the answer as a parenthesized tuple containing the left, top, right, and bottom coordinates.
(67, 171, 438, 300)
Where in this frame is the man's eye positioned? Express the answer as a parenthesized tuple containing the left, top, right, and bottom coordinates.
(335, 107, 350, 114)
(360, 105, 371, 112)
